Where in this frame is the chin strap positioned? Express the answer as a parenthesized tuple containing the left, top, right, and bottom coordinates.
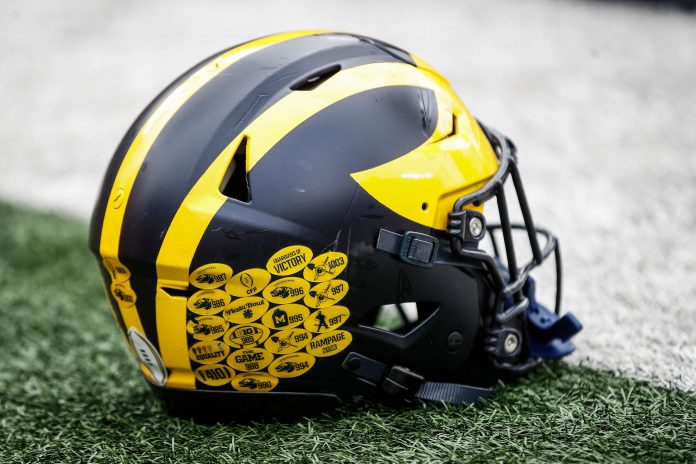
(342, 352, 495, 405)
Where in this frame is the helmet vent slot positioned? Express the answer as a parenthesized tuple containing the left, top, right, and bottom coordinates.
(290, 64, 341, 91)
(220, 136, 251, 203)
(359, 301, 439, 336)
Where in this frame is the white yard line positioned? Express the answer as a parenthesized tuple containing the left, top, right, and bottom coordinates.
(1, 0, 694, 390)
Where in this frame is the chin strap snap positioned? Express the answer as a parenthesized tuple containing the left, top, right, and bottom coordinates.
(342, 352, 495, 405)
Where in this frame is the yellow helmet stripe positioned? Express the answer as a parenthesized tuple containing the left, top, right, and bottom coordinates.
(155, 61, 455, 388)
(97, 31, 326, 342)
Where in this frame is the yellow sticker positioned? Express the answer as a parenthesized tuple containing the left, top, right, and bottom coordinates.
(269, 352, 316, 378)
(222, 296, 269, 324)
(187, 289, 231, 316)
(304, 305, 350, 333)
(227, 347, 275, 372)
(261, 304, 310, 330)
(232, 372, 279, 392)
(194, 364, 235, 386)
(303, 252, 348, 282)
(110, 282, 137, 307)
(225, 268, 272, 297)
(188, 340, 230, 365)
(189, 263, 233, 289)
(102, 258, 131, 283)
(223, 323, 270, 348)
(264, 328, 312, 354)
(306, 330, 352, 357)
(304, 280, 349, 309)
(262, 277, 310, 304)
(266, 245, 313, 276)
(186, 315, 229, 341)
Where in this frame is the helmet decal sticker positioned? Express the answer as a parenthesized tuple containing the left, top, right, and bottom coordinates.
(110, 281, 137, 308)
(269, 353, 316, 378)
(266, 245, 313, 276)
(303, 305, 349, 333)
(260, 304, 310, 330)
(262, 277, 310, 304)
(186, 316, 229, 341)
(194, 364, 235, 387)
(225, 268, 272, 297)
(188, 340, 230, 365)
(222, 296, 269, 324)
(183, 244, 352, 390)
(189, 263, 233, 289)
(303, 252, 347, 282)
(187, 289, 231, 316)
(227, 347, 275, 372)
(304, 280, 349, 309)
(102, 257, 131, 283)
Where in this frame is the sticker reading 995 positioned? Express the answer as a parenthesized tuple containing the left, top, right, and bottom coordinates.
(260, 304, 310, 330)
(188, 340, 230, 365)
(232, 372, 279, 392)
(187, 289, 231, 316)
(304, 280, 349, 309)
(306, 330, 352, 357)
(225, 268, 272, 297)
(262, 277, 309, 304)
(303, 252, 348, 282)
(189, 263, 233, 289)
(194, 364, 235, 387)
(223, 323, 270, 348)
(266, 245, 313, 276)
(269, 353, 316, 378)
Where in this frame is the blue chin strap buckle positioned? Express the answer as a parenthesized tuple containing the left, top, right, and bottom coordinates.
(524, 278, 582, 360)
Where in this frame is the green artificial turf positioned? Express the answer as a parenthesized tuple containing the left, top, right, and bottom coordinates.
(0, 202, 694, 463)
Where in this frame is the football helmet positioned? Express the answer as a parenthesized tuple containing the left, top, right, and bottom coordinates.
(89, 31, 581, 417)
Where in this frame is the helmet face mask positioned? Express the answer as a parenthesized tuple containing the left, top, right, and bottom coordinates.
(90, 31, 581, 418)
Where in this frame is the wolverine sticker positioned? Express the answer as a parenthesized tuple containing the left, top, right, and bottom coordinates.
(304, 280, 349, 309)
(266, 245, 313, 276)
(269, 353, 315, 378)
(194, 364, 235, 387)
(223, 323, 270, 348)
(227, 347, 274, 372)
(260, 304, 309, 330)
(103, 257, 131, 283)
(232, 372, 279, 392)
(189, 263, 233, 289)
(187, 289, 231, 316)
(188, 340, 230, 365)
(264, 328, 312, 354)
(225, 268, 272, 297)
(186, 315, 229, 341)
(222, 296, 269, 324)
(304, 306, 350, 333)
(303, 252, 348, 283)
(306, 330, 352, 357)
(262, 277, 309, 304)
(111, 282, 137, 307)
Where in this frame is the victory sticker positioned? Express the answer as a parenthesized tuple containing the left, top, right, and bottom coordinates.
(103, 257, 131, 283)
(227, 347, 274, 372)
(232, 372, 279, 392)
(187, 289, 230, 316)
(262, 277, 310, 304)
(304, 305, 350, 333)
(111, 282, 137, 307)
(303, 252, 348, 282)
(266, 245, 313, 276)
(188, 340, 230, 365)
(225, 268, 272, 297)
(269, 353, 316, 378)
(306, 330, 352, 357)
(304, 279, 349, 309)
(222, 296, 269, 324)
(264, 328, 312, 354)
(223, 323, 270, 348)
(189, 263, 233, 289)
(194, 364, 235, 387)
(186, 315, 229, 341)
(261, 304, 309, 330)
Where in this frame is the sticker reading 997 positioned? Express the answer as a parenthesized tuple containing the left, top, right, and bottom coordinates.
(189, 263, 233, 289)
(304, 280, 349, 309)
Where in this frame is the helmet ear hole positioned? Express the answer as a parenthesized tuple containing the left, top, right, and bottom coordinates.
(359, 301, 439, 335)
